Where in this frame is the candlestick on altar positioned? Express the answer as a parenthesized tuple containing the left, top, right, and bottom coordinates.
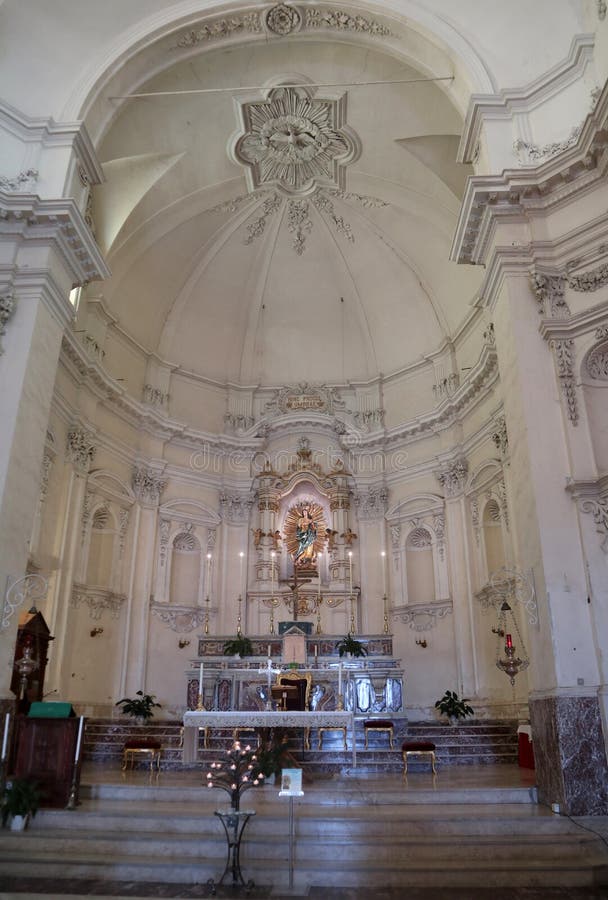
(348, 551, 353, 594)
(381, 550, 387, 596)
(258, 657, 281, 710)
(1, 712, 9, 762)
(74, 716, 84, 764)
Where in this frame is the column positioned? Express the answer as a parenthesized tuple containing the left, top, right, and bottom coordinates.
(354, 485, 388, 633)
(121, 465, 166, 696)
(492, 272, 608, 814)
(436, 456, 478, 698)
(45, 427, 96, 697)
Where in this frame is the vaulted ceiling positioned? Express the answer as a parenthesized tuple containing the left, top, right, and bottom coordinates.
(94, 20, 483, 385)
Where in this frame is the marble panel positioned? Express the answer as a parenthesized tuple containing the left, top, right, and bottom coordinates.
(530, 694, 608, 815)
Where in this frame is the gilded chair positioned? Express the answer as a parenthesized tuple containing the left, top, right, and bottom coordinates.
(274, 671, 312, 711)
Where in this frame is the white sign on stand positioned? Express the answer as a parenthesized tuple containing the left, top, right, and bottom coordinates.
(279, 768, 304, 889)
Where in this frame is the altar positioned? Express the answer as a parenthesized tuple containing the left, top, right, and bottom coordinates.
(182, 709, 357, 766)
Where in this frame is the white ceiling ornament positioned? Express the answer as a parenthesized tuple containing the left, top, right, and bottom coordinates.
(265, 3, 302, 35)
(230, 79, 361, 196)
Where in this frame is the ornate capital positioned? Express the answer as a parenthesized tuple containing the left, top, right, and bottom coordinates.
(0, 289, 16, 354)
(66, 427, 96, 474)
(132, 465, 167, 505)
(436, 456, 469, 498)
(354, 486, 388, 521)
(220, 493, 254, 524)
(531, 273, 569, 318)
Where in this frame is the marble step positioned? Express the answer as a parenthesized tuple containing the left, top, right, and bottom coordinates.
(0, 839, 603, 889)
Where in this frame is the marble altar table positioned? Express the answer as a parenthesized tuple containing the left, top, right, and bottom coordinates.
(182, 710, 356, 766)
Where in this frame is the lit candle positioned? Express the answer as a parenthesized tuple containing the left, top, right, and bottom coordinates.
(314, 644, 318, 658)
(506, 634, 513, 649)
(74, 716, 84, 763)
(381, 551, 387, 596)
(267, 644, 271, 658)
(338, 661, 342, 696)
(1, 712, 9, 762)
(206, 553, 212, 594)
(199, 662, 204, 694)
(239, 551, 244, 593)
(348, 551, 353, 594)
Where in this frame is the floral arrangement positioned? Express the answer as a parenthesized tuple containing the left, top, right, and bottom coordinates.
(205, 740, 265, 810)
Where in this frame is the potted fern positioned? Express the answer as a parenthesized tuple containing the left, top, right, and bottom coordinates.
(1, 778, 41, 831)
(115, 690, 161, 723)
(222, 635, 253, 658)
(336, 634, 368, 658)
(434, 690, 474, 724)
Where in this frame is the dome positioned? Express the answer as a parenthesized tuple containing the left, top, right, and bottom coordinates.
(95, 35, 482, 386)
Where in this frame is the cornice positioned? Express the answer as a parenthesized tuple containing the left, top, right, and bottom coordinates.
(452, 79, 608, 266)
(0, 191, 110, 284)
(458, 34, 595, 165)
(0, 99, 105, 186)
(539, 301, 608, 342)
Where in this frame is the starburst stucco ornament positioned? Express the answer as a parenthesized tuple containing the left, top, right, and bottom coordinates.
(230, 78, 361, 196)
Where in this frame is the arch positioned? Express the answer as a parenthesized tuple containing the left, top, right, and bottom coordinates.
(60, 0, 494, 142)
(386, 491, 443, 521)
(466, 458, 502, 494)
(88, 469, 136, 505)
(159, 497, 221, 525)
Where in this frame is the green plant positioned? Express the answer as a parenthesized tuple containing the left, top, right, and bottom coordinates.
(434, 690, 474, 721)
(336, 634, 368, 658)
(1, 778, 41, 827)
(115, 690, 161, 721)
(222, 635, 253, 658)
(254, 728, 295, 779)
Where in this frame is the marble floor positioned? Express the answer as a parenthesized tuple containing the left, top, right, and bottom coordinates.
(1, 762, 607, 900)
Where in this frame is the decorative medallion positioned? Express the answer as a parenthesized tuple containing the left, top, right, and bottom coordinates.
(231, 81, 360, 195)
(266, 3, 302, 35)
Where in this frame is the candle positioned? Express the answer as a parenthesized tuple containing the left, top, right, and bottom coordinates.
(239, 551, 244, 594)
(348, 551, 353, 594)
(1, 712, 9, 762)
(506, 634, 513, 649)
(206, 553, 212, 594)
(271, 552, 275, 595)
(381, 551, 387, 596)
(267, 644, 271, 658)
(338, 662, 342, 695)
(199, 662, 204, 694)
(74, 716, 84, 763)
(314, 644, 318, 658)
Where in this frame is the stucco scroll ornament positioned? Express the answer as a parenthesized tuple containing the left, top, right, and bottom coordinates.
(174, 12, 262, 47)
(305, 8, 391, 35)
(513, 124, 582, 165)
(159, 518, 171, 566)
(151, 604, 207, 633)
(597, 0, 607, 21)
(66, 427, 96, 474)
(550, 339, 579, 426)
(568, 261, 608, 293)
(392, 599, 452, 632)
(0, 289, 16, 355)
(232, 83, 360, 195)
(579, 497, 608, 553)
(531, 273, 569, 318)
(475, 566, 538, 626)
(131, 466, 167, 505)
(436, 456, 469, 498)
(1, 573, 48, 631)
(491, 416, 509, 460)
(0, 169, 38, 192)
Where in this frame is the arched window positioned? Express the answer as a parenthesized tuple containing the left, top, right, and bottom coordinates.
(169, 526, 201, 605)
(405, 527, 435, 603)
